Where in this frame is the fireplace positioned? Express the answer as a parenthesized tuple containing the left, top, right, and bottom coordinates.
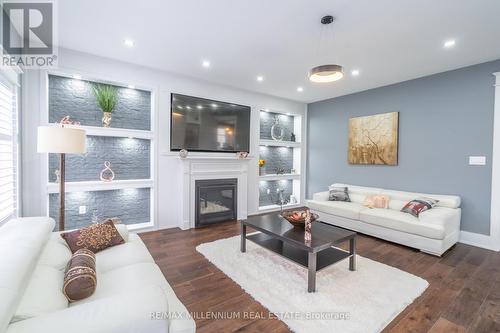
(195, 178, 237, 227)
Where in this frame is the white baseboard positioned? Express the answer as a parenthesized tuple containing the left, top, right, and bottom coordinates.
(459, 230, 500, 251)
(180, 220, 190, 230)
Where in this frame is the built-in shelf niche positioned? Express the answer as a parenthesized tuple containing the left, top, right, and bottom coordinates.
(46, 73, 155, 230)
(258, 110, 303, 211)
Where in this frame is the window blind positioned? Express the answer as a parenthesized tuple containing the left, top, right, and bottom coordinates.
(0, 79, 17, 223)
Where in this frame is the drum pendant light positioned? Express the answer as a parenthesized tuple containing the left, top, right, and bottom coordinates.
(309, 15, 344, 83)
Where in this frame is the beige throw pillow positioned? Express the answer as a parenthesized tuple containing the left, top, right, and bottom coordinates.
(363, 195, 390, 209)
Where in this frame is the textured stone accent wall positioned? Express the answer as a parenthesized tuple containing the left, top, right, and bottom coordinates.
(259, 180, 293, 206)
(49, 188, 151, 231)
(48, 75, 151, 131)
(259, 111, 295, 141)
(48, 136, 151, 182)
(259, 146, 293, 174)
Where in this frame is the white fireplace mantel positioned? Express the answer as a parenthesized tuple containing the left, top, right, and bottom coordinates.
(178, 156, 251, 229)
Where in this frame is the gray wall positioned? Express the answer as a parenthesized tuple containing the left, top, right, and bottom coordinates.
(307, 59, 500, 235)
(260, 111, 296, 141)
(259, 180, 293, 206)
(49, 188, 151, 231)
(49, 75, 151, 130)
(49, 136, 151, 182)
(259, 146, 294, 174)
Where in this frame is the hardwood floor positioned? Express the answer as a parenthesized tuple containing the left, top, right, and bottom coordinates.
(140, 220, 500, 333)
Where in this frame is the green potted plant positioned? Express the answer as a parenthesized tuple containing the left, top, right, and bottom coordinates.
(92, 84, 118, 127)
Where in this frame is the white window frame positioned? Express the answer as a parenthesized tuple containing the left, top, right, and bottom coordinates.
(0, 70, 20, 225)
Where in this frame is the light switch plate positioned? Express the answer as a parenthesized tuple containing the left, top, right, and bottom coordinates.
(469, 156, 486, 166)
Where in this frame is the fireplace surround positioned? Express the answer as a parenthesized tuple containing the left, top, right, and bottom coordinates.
(179, 157, 249, 229)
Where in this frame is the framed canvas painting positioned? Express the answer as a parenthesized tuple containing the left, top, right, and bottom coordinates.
(348, 112, 399, 165)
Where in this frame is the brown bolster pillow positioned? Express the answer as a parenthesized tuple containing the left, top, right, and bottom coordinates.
(63, 248, 97, 302)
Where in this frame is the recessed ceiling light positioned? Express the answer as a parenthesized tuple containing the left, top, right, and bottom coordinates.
(211, 103, 218, 108)
(444, 39, 456, 48)
(202, 60, 211, 68)
(257, 75, 264, 82)
(72, 74, 82, 80)
(123, 39, 135, 47)
(197, 105, 203, 110)
(297, 87, 304, 92)
(176, 105, 183, 110)
(186, 106, 191, 110)
(351, 69, 360, 76)
(127, 84, 135, 89)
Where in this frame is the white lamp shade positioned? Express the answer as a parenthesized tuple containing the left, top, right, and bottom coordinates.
(37, 126, 87, 154)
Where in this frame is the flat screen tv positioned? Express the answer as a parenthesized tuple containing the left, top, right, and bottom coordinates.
(170, 93, 251, 153)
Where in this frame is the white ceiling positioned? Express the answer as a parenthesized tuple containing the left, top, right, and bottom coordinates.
(58, 0, 500, 103)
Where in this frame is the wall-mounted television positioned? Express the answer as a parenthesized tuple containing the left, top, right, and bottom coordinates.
(170, 93, 251, 153)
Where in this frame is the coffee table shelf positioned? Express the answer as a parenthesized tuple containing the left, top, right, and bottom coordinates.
(247, 233, 351, 271)
(241, 214, 357, 292)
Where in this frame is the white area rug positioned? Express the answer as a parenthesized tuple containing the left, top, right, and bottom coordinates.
(196, 234, 428, 333)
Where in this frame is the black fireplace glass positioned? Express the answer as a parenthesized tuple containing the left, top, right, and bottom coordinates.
(195, 178, 237, 227)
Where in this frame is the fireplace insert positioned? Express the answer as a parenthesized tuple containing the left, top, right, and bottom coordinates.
(195, 178, 237, 227)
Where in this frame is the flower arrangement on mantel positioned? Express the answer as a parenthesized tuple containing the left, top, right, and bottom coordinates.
(92, 84, 118, 128)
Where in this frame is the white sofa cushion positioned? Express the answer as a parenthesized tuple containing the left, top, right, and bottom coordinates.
(381, 189, 461, 211)
(73, 262, 196, 333)
(307, 200, 365, 220)
(37, 233, 72, 271)
(12, 265, 67, 322)
(7, 285, 170, 333)
(73, 263, 167, 305)
(95, 234, 154, 272)
(37, 224, 131, 272)
(331, 183, 383, 204)
(359, 208, 458, 240)
(0, 217, 55, 332)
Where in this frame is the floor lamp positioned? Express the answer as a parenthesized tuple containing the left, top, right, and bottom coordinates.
(37, 126, 87, 231)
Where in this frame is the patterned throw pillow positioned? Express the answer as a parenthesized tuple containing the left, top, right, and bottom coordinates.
(328, 186, 351, 202)
(401, 197, 439, 217)
(61, 220, 125, 254)
(63, 249, 96, 302)
(363, 195, 390, 209)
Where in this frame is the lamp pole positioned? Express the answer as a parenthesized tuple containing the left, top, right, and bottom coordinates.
(59, 153, 65, 231)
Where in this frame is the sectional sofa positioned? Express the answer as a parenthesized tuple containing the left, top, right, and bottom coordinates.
(0, 217, 196, 333)
(307, 184, 461, 256)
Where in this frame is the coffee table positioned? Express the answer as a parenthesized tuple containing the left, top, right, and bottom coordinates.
(240, 213, 357, 292)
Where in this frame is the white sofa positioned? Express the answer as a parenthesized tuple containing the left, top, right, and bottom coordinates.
(307, 184, 461, 256)
(0, 217, 196, 333)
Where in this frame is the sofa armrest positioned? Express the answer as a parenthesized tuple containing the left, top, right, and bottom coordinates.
(312, 191, 329, 201)
(7, 286, 169, 333)
(419, 207, 461, 235)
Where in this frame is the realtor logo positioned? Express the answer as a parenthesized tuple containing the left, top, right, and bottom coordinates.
(1, 1, 57, 68)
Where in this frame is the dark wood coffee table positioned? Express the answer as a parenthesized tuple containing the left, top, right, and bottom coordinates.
(240, 213, 357, 292)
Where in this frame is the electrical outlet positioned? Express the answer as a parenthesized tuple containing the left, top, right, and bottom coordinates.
(79, 206, 87, 215)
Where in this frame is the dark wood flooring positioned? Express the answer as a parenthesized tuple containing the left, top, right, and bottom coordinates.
(140, 220, 500, 333)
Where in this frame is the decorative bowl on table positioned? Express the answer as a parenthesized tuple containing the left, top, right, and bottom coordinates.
(281, 210, 319, 228)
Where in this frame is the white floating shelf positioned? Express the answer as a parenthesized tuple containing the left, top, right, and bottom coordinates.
(47, 179, 154, 193)
(259, 139, 300, 148)
(48, 123, 154, 140)
(257, 202, 302, 213)
(259, 173, 300, 181)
